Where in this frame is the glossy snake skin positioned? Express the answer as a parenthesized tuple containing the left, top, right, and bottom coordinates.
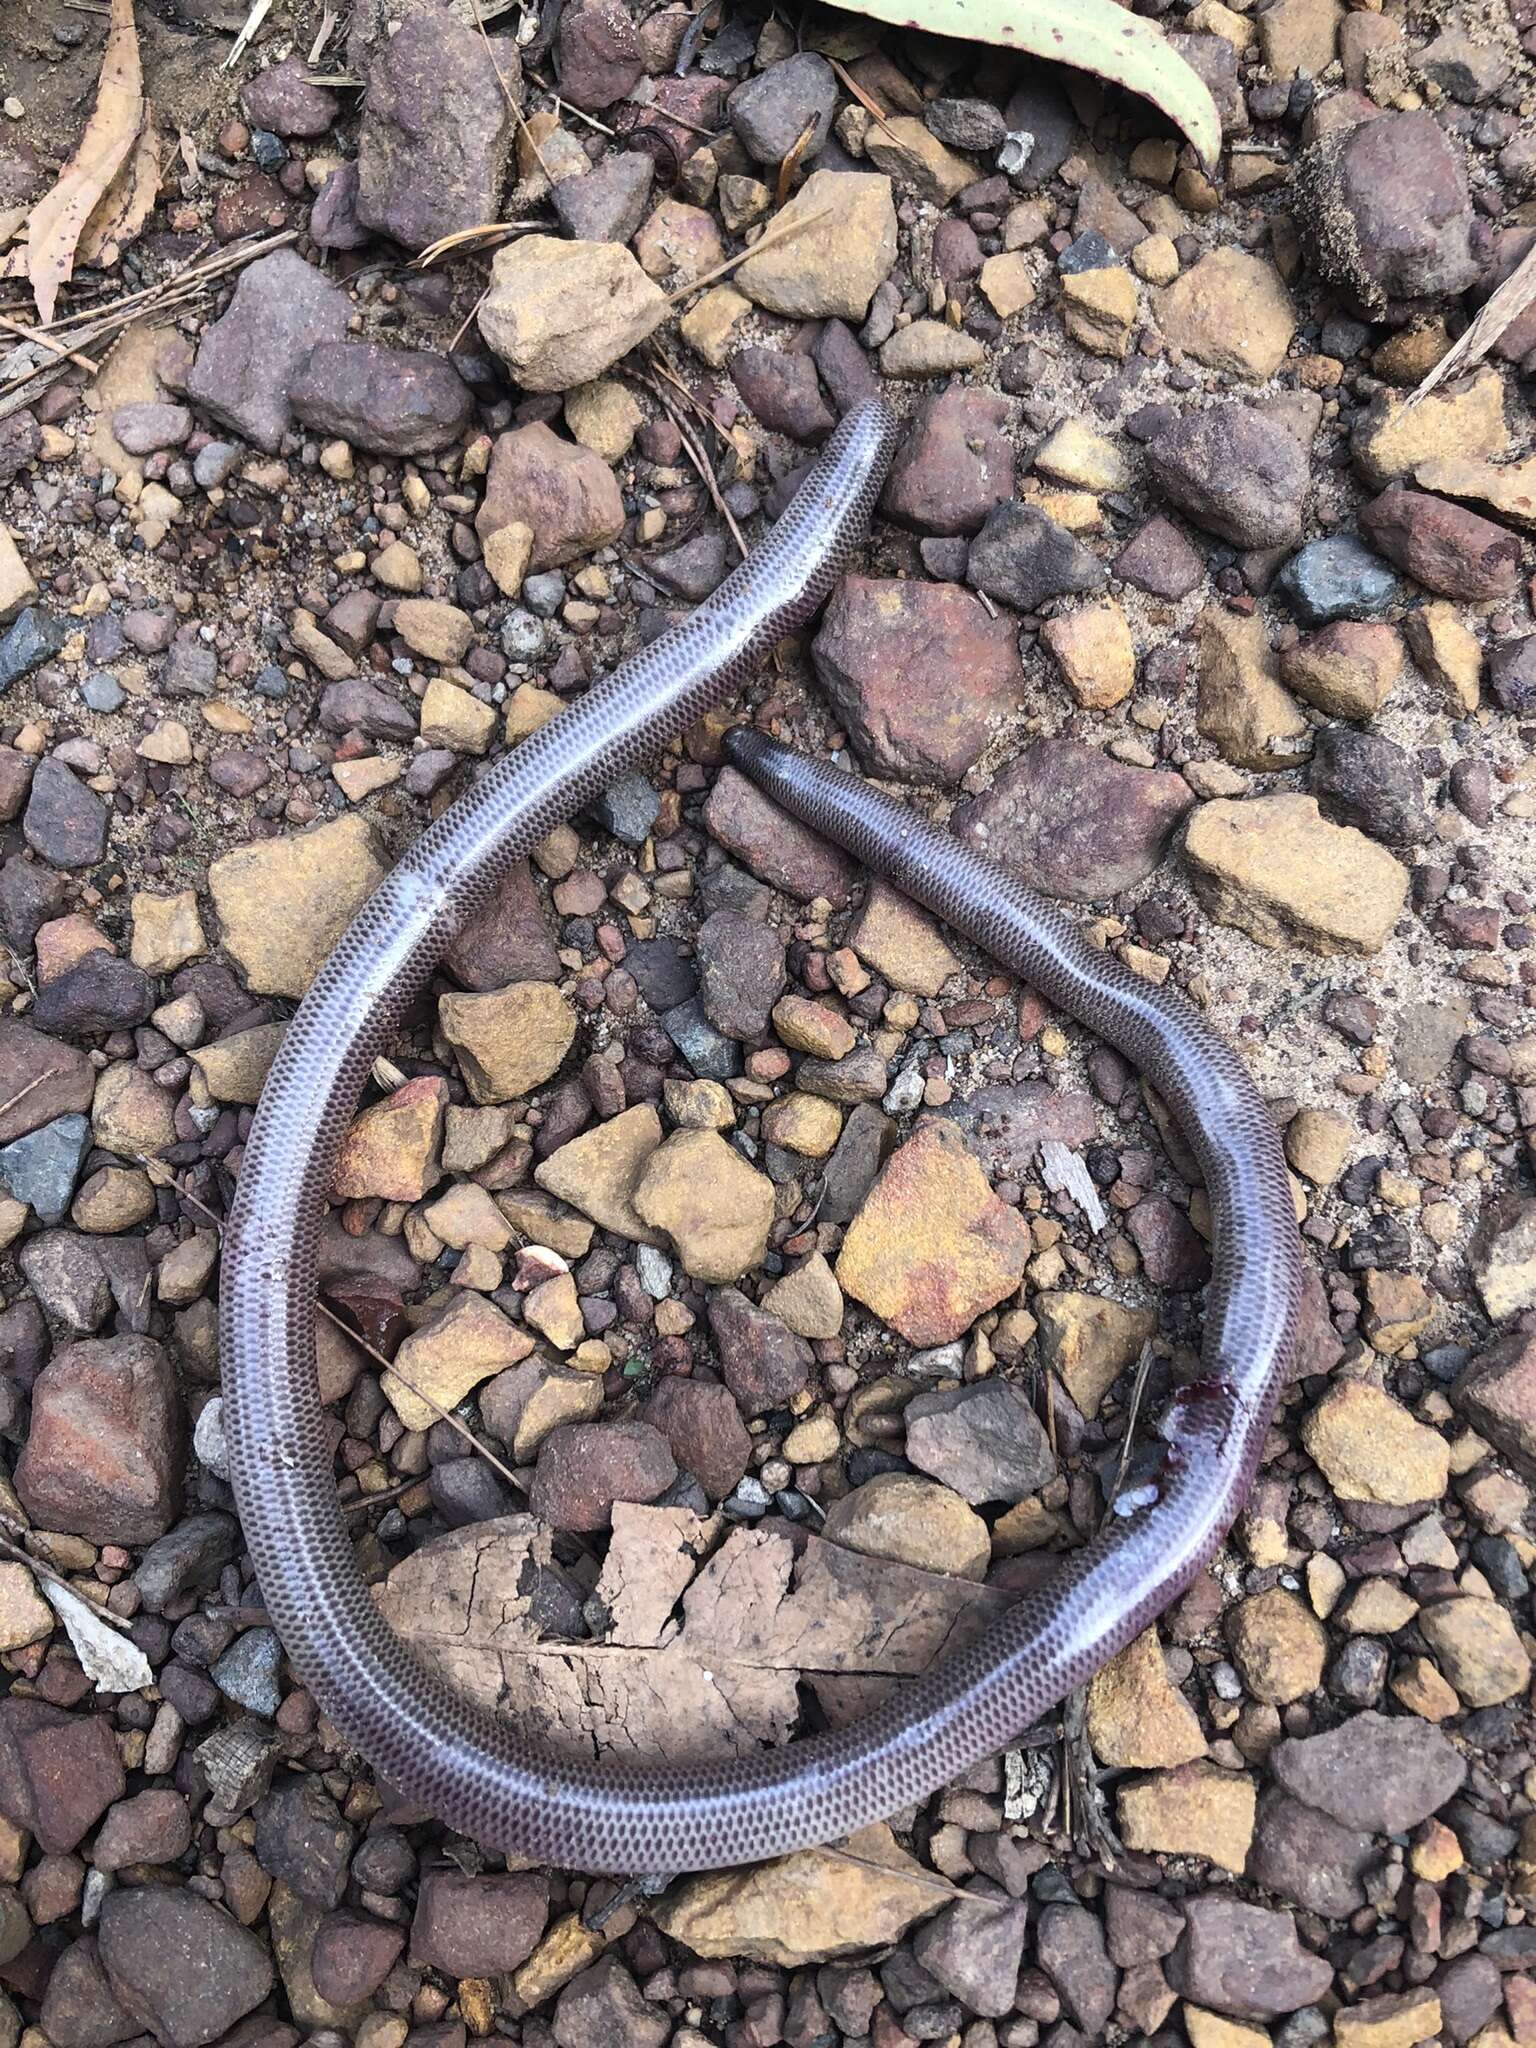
(221, 392, 1302, 1874)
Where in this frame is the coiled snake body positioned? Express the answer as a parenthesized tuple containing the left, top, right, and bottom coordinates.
(222, 396, 1303, 1874)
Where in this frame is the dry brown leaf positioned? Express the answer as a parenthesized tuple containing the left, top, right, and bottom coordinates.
(2, 0, 146, 321)
(377, 1503, 1008, 1764)
(78, 107, 162, 269)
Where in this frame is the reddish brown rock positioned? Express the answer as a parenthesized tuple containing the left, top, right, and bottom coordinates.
(476, 422, 625, 570)
(529, 1421, 677, 1531)
(355, 7, 517, 252)
(409, 1869, 549, 1976)
(288, 342, 472, 457)
(952, 740, 1195, 904)
(554, 0, 643, 111)
(1359, 486, 1521, 600)
(811, 577, 1023, 786)
(641, 1376, 753, 1499)
(880, 387, 1014, 536)
(0, 1700, 125, 1853)
(443, 859, 561, 990)
(16, 1334, 184, 1545)
(703, 765, 856, 905)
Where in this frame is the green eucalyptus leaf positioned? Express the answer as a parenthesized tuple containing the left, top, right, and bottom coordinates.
(828, 0, 1223, 168)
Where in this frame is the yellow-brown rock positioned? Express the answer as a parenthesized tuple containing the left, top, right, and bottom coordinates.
(209, 816, 387, 999)
(1301, 1380, 1448, 1505)
(761, 1093, 842, 1158)
(382, 1292, 534, 1432)
(1157, 248, 1297, 379)
(849, 882, 960, 998)
(533, 1104, 665, 1243)
(1043, 600, 1137, 710)
(1087, 1627, 1207, 1768)
(1118, 1760, 1256, 1874)
(1226, 1585, 1326, 1703)
(823, 1472, 989, 1581)
(130, 890, 207, 975)
(1196, 608, 1310, 771)
(1351, 366, 1511, 490)
(836, 1122, 1030, 1347)
(1033, 1291, 1156, 1419)
(653, 1823, 937, 1965)
(1185, 795, 1408, 955)
(1333, 1989, 1442, 2048)
(331, 1076, 447, 1203)
(633, 1129, 774, 1284)
(438, 983, 576, 1104)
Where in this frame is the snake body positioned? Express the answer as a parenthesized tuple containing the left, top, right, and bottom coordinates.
(221, 393, 1303, 1874)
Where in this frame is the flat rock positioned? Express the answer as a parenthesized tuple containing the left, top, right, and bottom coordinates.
(1196, 608, 1310, 771)
(555, 0, 642, 112)
(706, 1289, 812, 1416)
(903, 1378, 1054, 1505)
(734, 171, 896, 321)
(1156, 248, 1297, 379)
(209, 815, 386, 998)
(704, 765, 855, 904)
(1418, 1596, 1531, 1708)
(383, 1293, 534, 1433)
(1166, 1897, 1332, 2019)
(409, 1870, 548, 1977)
(654, 1824, 934, 1964)
(1145, 403, 1308, 546)
(355, 7, 516, 251)
(880, 388, 1014, 536)
(289, 341, 472, 456)
(438, 982, 576, 1103)
(1471, 1197, 1536, 1322)
(1453, 1332, 1536, 1478)
(534, 1104, 665, 1244)
(480, 238, 667, 393)
(1269, 1710, 1465, 1832)
(837, 1122, 1030, 1346)
(476, 420, 626, 568)
(953, 739, 1194, 904)
(967, 500, 1105, 613)
(444, 859, 561, 990)
(0, 1699, 125, 1853)
(1184, 795, 1408, 954)
(186, 249, 349, 455)
(1036, 1286, 1155, 1417)
(529, 1421, 676, 1531)
(1301, 1378, 1448, 1504)
(641, 1378, 752, 1500)
(1086, 1627, 1207, 1768)
(812, 577, 1022, 785)
(1351, 366, 1511, 492)
(16, 1334, 183, 1545)
(849, 881, 961, 996)
(1119, 1760, 1256, 1875)
(331, 1076, 446, 1203)
(97, 1886, 274, 2048)
(1282, 620, 1403, 719)
(634, 1130, 773, 1284)
(24, 756, 109, 870)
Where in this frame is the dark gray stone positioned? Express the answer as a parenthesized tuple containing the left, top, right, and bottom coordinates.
(0, 1113, 90, 1225)
(1275, 536, 1400, 624)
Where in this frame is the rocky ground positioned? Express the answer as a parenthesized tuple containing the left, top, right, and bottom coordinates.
(0, 0, 1535, 2044)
